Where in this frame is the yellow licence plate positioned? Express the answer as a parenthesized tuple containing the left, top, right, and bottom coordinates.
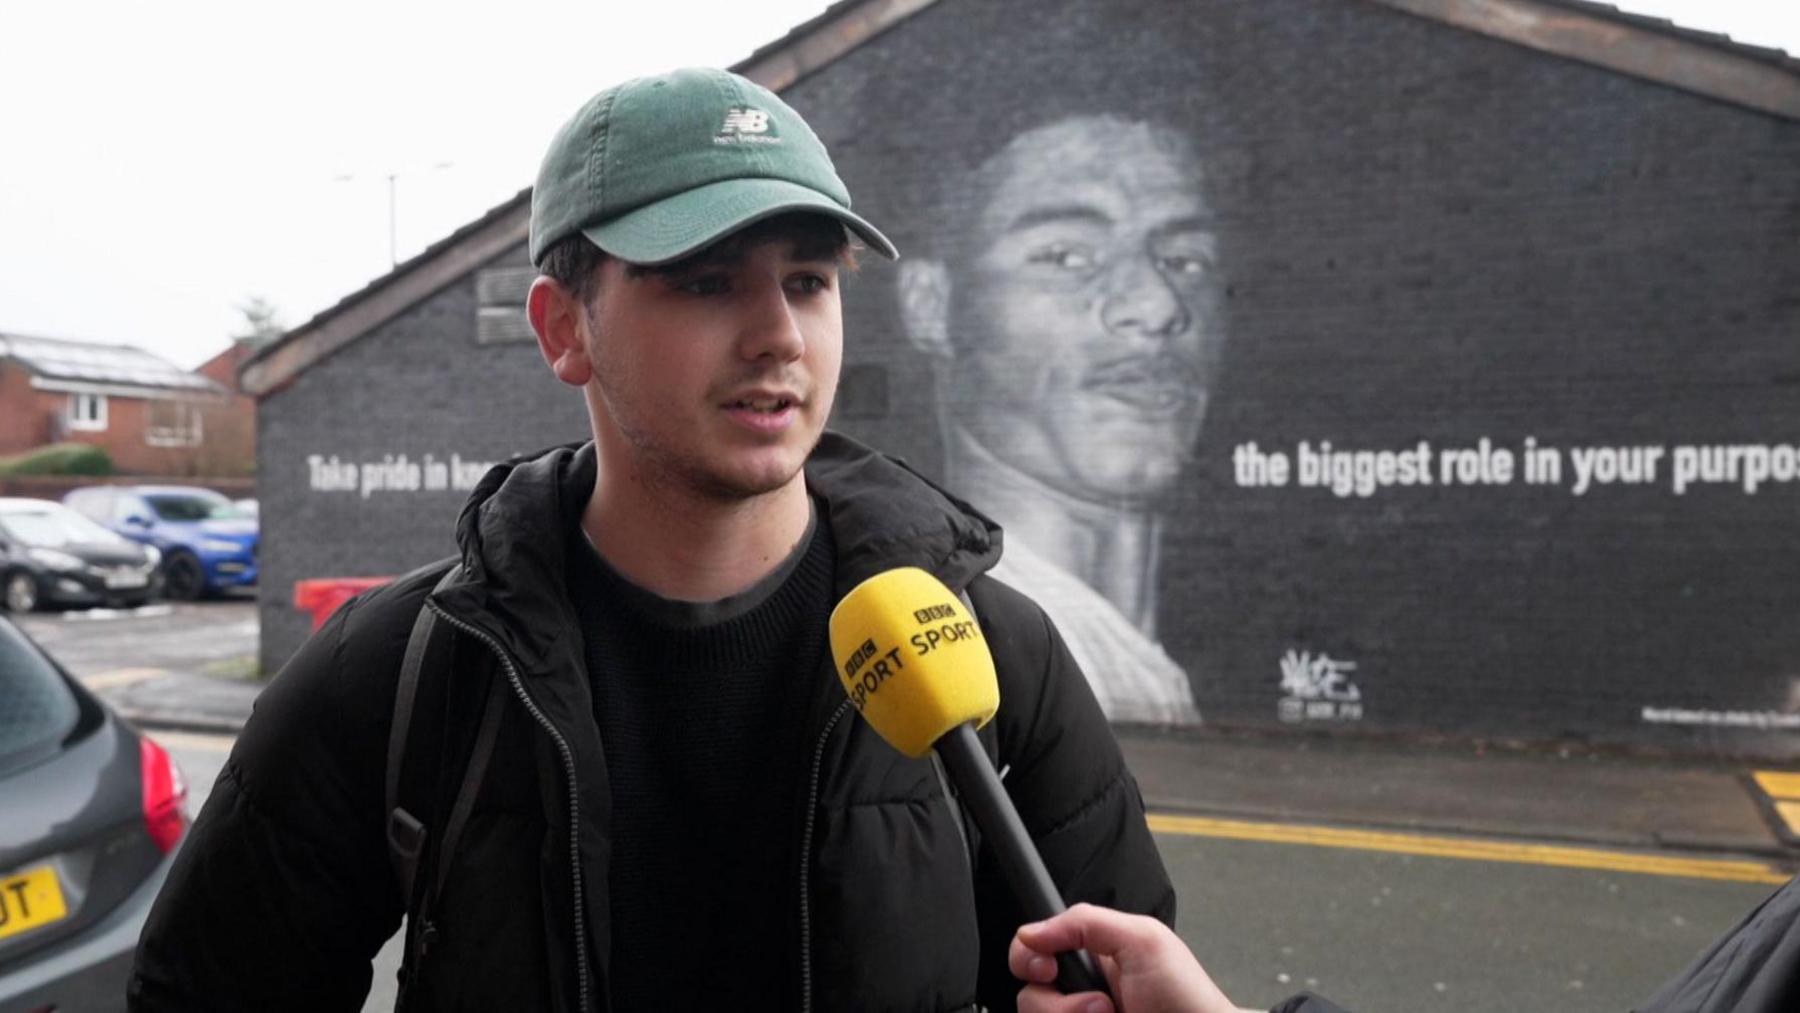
(0, 866, 68, 942)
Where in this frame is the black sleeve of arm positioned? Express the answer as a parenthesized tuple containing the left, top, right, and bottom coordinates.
(128, 593, 407, 1012)
(966, 576, 1177, 1010)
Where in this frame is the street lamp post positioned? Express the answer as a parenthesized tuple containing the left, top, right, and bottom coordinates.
(388, 173, 398, 266)
(333, 162, 454, 268)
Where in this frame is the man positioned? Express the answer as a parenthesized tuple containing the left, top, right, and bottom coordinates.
(129, 68, 1172, 1011)
(898, 115, 1225, 726)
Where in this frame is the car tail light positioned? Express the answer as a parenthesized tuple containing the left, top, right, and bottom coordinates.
(140, 736, 188, 853)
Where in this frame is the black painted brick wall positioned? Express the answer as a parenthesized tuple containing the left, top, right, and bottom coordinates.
(793, 0, 1800, 754)
(257, 0, 1799, 755)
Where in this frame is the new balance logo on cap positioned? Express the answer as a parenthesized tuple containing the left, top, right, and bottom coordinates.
(716, 107, 781, 145)
(721, 108, 770, 134)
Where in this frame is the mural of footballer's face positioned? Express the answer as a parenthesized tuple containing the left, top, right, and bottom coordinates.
(903, 116, 1225, 507)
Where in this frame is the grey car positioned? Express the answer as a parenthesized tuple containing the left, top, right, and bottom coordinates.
(0, 615, 188, 1010)
(0, 499, 161, 613)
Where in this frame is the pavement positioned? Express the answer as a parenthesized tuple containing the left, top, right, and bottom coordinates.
(96, 667, 263, 735)
(1116, 728, 1799, 862)
(41, 597, 1795, 866)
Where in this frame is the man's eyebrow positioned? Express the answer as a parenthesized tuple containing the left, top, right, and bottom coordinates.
(1005, 205, 1112, 233)
(626, 247, 742, 280)
(786, 243, 842, 265)
(680, 247, 747, 270)
(1153, 215, 1219, 238)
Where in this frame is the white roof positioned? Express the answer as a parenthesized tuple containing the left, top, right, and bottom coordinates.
(0, 331, 220, 394)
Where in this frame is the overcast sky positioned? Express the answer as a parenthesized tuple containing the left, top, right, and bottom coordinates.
(1, 0, 1794, 370)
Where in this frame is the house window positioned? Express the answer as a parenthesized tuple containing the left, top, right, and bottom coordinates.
(68, 392, 108, 431)
(146, 400, 203, 448)
(475, 265, 537, 344)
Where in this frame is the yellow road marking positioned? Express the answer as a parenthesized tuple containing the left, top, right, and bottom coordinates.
(1753, 771, 1800, 800)
(1147, 813, 1791, 885)
(149, 731, 237, 753)
(82, 667, 167, 690)
(1775, 802, 1800, 838)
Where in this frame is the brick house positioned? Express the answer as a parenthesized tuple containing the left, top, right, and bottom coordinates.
(189, 340, 260, 475)
(0, 330, 249, 476)
(242, 0, 1799, 756)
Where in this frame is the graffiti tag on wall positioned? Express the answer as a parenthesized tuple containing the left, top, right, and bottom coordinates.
(1277, 650, 1363, 724)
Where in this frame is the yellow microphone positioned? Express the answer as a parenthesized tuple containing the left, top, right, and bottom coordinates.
(829, 566, 998, 758)
(829, 567, 1110, 999)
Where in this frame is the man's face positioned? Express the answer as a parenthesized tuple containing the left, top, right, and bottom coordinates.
(583, 235, 844, 501)
(945, 117, 1223, 505)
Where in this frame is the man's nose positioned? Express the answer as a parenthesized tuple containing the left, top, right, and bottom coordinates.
(1100, 256, 1189, 340)
(738, 282, 806, 362)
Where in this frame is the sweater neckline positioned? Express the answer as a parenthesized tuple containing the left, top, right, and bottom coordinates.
(574, 497, 820, 630)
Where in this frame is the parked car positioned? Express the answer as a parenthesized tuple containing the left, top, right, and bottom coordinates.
(0, 499, 161, 613)
(63, 486, 258, 601)
(0, 615, 188, 1010)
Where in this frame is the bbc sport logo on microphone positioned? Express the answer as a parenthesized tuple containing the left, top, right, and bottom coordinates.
(841, 636, 906, 711)
(906, 603, 983, 656)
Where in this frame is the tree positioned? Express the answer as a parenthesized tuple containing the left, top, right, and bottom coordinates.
(232, 296, 286, 349)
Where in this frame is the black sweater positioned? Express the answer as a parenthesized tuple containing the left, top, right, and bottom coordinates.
(568, 511, 833, 1010)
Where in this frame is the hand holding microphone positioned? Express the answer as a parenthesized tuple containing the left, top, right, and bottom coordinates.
(829, 567, 1112, 1000)
(1011, 904, 1246, 1013)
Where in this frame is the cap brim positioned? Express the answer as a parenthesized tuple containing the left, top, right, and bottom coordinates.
(581, 177, 898, 266)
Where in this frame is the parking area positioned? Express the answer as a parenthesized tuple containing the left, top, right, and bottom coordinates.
(12, 593, 264, 732)
(13, 593, 258, 678)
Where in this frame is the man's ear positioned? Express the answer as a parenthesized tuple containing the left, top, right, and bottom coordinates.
(897, 258, 953, 360)
(528, 276, 594, 387)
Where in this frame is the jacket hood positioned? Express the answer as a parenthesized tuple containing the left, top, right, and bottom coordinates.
(432, 432, 1002, 677)
(805, 432, 1001, 594)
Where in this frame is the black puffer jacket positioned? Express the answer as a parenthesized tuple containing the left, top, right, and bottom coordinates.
(129, 434, 1176, 1012)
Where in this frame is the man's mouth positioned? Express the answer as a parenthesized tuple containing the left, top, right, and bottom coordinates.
(724, 396, 795, 413)
(1083, 359, 1199, 413)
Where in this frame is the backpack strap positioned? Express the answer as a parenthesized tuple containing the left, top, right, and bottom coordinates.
(384, 566, 462, 907)
(431, 673, 507, 903)
(386, 564, 515, 1005)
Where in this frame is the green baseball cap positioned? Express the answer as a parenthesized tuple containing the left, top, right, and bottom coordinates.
(530, 67, 897, 266)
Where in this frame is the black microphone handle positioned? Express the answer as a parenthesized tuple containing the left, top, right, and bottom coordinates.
(934, 722, 1112, 999)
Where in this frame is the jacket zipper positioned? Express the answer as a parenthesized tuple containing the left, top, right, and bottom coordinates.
(797, 698, 851, 1013)
(427, 601, 594, 1013)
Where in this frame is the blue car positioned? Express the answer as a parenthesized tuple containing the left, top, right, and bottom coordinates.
(63, 486, 258, 601)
